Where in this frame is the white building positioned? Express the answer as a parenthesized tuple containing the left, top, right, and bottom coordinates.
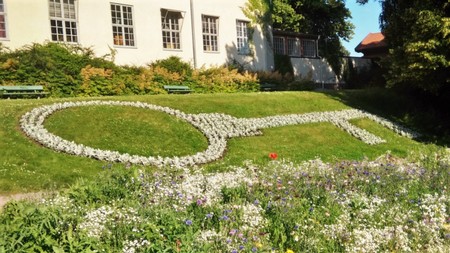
(0, 0, 274, 70)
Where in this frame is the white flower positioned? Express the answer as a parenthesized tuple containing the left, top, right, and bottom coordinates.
(20, 101, 419, 167)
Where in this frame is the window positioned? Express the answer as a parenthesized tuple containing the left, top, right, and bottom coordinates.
(287, 38, 301, 56)
(161, 9, 182, 50)
(302, 40, 316, 57)
(273, 35, 317, 58)
(202, 15, 218, 52)
(0, 0, 6, 39)
(236, 20, 250, 54)
(49, 0, 78, 42)
(111, 3, 135, 47)
(273, 36, 285, 55)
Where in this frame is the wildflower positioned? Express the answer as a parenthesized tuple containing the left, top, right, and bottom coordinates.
(286, 250, 295, 253)
(185, 219, 193, 226)
(269, 153, 278, 160)
(229, 229, 238, 236)
(205, 213, 213, 219)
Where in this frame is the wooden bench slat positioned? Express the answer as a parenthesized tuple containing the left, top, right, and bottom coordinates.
(163, 85, 191, 94)
(0, 85, 48, 99)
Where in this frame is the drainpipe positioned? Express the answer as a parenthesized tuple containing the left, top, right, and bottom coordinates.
(190, 0, 198, 68)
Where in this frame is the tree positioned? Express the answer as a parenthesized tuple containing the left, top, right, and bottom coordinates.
(278, 0, 354, 75)
(242, 0, 354, 75)
(359, 0, 450, 94)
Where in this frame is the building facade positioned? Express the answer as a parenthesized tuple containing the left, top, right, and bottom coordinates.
(0, 0, 274, 70)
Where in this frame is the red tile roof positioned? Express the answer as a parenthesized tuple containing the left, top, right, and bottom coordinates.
(355, 32, 387, 53)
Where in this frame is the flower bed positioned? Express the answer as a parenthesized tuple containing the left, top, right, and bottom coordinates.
(1, 150, 448, 252)
(20, 100, 419, 167)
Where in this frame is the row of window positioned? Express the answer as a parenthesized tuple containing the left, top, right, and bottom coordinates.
(0, 0, 251, 54)
(0, 0, 6, 39)
(273, 36, 318, 58)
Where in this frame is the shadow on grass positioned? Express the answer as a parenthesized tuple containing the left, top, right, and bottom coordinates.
(320, 87, 450, 147)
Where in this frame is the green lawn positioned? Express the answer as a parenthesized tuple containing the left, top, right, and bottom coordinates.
(0, 91, 438, 193)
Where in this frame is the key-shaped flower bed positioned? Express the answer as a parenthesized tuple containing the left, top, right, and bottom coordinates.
(20, 100, 419, 168)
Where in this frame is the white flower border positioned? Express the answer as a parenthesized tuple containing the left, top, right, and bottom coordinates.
(20, 100, 419, 167)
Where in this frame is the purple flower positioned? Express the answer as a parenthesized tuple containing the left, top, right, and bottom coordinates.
(206, 213, 213, 219)
(185, 219, 193, 226)
(231, 250, 238, 253)
(252, 247, 257, 252)
(221, 215, 230, 221)
(229, 229, 238, 236)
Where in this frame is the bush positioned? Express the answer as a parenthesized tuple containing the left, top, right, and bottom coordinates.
(0, 43, 262, 96)
(150, 56, 193, 77)
(192, 67, 259, 93)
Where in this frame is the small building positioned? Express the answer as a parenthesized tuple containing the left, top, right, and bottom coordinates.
(355, 32, 388, 59)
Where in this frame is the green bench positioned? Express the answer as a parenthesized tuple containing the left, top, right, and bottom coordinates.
(0, 85, 49, 99)
(163, 85, 191, 94)
(260, 83, 277, 91)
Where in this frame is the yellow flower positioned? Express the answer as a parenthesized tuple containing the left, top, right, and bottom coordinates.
(255, 242, 263, 248)
(286, 249, 295, 253)
(443, 223, 450, 231)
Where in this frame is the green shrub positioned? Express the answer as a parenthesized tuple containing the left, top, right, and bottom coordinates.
(0, 42, 118, 97)
(192, 67, 259, 93)
(150, 56, 193, 77)
(0, 43, 261, 96)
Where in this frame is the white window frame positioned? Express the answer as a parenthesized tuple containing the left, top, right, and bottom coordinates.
(161, 9, 182, 50)
(111, 3, 135, 47)
(202, 15, 219, 52)
(236, 20, 250, 55)
(49, 0, 78, 43)
(0, 0, 7, 40)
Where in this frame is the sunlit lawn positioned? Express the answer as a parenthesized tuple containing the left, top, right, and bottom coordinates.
(0, 91, 438, 193)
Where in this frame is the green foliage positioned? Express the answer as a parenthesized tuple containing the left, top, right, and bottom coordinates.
(0, 42, 117, 97)
(342, 59, 386, 89)
(274, 54, 294, 75)
(192, 67, 259, 93)
(241, 0, 274, 48)
(150, 56, 193, 77)
(1, 91, 440, 193)
(271, 0, 354, 74)
(0, 150, 449, 252)
(362, 0, 449, 94)
(0, 43, 260, 96)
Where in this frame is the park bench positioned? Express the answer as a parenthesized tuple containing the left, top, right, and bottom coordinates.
(260, 83, 277, 91)
(0, 85, 49, 99)
(163, 85, 191, 94)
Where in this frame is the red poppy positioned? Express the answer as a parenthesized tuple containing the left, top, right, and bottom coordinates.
(269, 152, 278, 160)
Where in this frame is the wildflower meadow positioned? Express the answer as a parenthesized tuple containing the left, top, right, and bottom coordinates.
(0, 93, 449, 252)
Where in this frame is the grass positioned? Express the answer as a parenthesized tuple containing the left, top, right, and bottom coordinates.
(0, 90, 449, 252)
(0, 91, 441, 193)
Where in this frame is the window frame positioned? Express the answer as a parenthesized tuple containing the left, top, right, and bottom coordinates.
(202, 15, 219, 52)
(236, 20, 250, 55)
(48, 0, 78, 43)
(161, 9, 182, 50)
(273, 36, 286, 55)
(302, 39, 317, 58)
(0, 0, 7, 40)
(273, 35, 318, 58)
(110, 3, 136, 47)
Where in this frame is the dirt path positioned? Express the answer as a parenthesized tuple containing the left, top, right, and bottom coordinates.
(0, 192, 46, 210)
